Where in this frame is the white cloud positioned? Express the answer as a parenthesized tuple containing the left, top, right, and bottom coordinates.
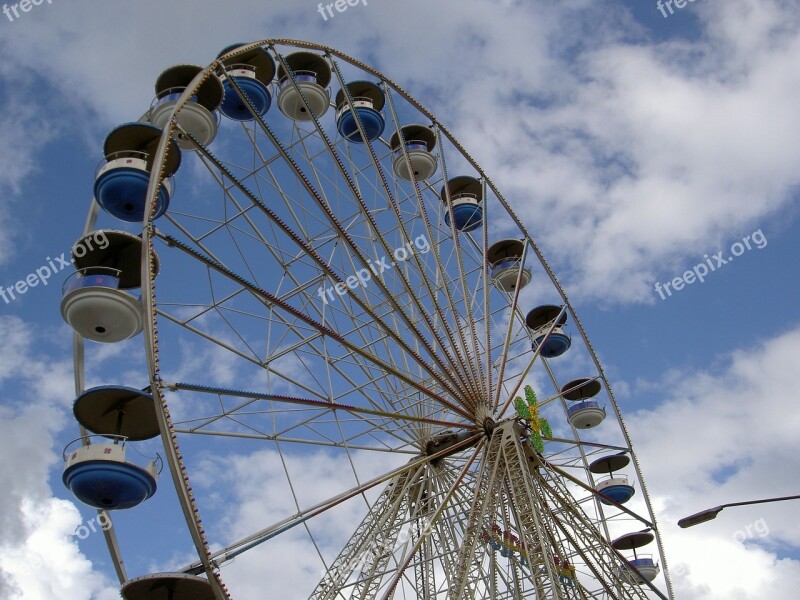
(2, 0, 798, 302)
(627, 325, 800, 598)
(0, 316, 119, 599)
(195, 445, 403, 598)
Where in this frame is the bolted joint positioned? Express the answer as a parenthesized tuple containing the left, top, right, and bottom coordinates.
(483, 416, 496, 438)
(425, 430, 478, 465)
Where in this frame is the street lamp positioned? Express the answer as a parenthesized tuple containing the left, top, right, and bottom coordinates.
(678, 494, 800, 528)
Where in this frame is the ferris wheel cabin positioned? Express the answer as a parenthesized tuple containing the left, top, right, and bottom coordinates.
(590, 453, 635, 505)
(335, 81, 386, 143)
(487, 239, 531, 292)
(94, 123, 182, 222)
(276, 51, 332, 121)
(441, 176, 483, 232)
(62, 386, 161, 510)
(60, 230, 158, 342)
(613, 531, 661, 585)
(217, 43, 275, 121)
(526, 304, 571, 358)
(121, 573, 216, 600)
(390, 124, 438, 181)
(148, 64, 224, 149)
(561, 378, 606, 429)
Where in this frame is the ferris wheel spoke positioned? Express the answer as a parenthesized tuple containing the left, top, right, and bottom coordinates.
(168, 382, 469, 433)
(184, 435, 481, 577)
(543, 460, 653, 530)
(186, 139, 476, 408)
(379, 441, 484, 600)
(496, 304, 569, 418)
(156, 292, 463, 444)
(214, 75, 494, 418)
(166, 385, 423, 450)
(479, 182, 493, 412)
(532, 466, 658, 600)
(490, 239, 532, 412)
(154, 304, 342, 404)
(179, 404, 422, 451)
(327, 59, 485, 405)
(209, 81, 474, 408)
(434, 131, 489, 400)
(544, 437, 630, 453)
(309, 95, 484, 409)
(172, 132, 463, 402)
(384, 86, 487, 402)
(153, 231, 473, 421)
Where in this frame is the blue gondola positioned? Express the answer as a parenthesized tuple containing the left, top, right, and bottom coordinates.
(441, 176, 483, 232)
(62, 437, 159, 510)
(612, 531, 661, 585)
(590, 453, 636, 505)
(335, 81, 385, 142)
(94, 123, 181, 222)
(526, 305, 571, 358)
(217, 43, 275, 121)
(597, 477, 636, 505)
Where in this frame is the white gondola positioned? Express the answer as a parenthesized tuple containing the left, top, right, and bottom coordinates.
(562, 378, 606, 429)
(390, 124, 438, 180)
(487, 239, 531, 292)
(148, 64, 224, 149)
(60, 230, 158, 342)
(276, 51, 331, 121)
(61, 267, 142, 342)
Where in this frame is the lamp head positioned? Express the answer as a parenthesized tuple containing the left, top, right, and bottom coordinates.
(678, 506, 724, 528)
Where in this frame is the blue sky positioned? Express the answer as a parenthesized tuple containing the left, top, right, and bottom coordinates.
(1, 1, 799, 599)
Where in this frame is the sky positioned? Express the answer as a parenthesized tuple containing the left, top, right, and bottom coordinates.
(1, 0, 799, 598)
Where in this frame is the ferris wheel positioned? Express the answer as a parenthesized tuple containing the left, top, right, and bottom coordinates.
(59, 38, 675, 599)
